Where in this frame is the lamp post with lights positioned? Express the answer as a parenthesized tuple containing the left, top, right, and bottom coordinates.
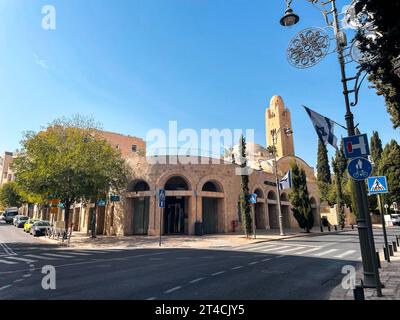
(278, 0, 382, 294)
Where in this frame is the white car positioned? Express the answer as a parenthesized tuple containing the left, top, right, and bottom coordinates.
(391, 214, 400, 226)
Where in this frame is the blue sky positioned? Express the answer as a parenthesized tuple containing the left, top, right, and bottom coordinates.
(0, 0, 398, 168)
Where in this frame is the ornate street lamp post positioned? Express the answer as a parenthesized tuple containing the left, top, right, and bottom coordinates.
(278, 0, 382, 294)
(269, 126, 293, 236)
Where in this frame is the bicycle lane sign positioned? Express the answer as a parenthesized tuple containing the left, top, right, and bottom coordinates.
(347, 157, 373, 181)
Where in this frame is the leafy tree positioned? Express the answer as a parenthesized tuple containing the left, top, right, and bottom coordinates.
(316, 139, 332, 203)
(0, 182, 23, 208)
(378, 140, 400, 205)
(238, 135, 253, 237)
(290, 162, 314, 232)
(369, 131, 383, 211)
(12, 115, 130, 231)
(354, 1, 400, 128)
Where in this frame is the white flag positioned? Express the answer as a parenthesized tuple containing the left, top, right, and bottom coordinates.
(280, 170, 292, 190)
(303, 106, 338, 150)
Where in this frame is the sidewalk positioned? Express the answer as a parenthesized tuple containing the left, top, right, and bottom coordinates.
(330, 248, 400, 300)
(39, 226, 353, 250)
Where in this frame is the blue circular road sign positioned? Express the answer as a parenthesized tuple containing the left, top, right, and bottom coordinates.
(347, 157, 373, 181)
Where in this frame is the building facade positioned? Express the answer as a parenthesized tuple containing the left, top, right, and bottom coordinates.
(0, 151, 15, 187)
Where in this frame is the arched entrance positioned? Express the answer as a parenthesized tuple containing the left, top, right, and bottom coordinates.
(164, 176, 190, 235)
(267, 191, 279, 229)
(201, 181, 223, 234)
(129, 180, 150, 235)
(310, 197, 318, 227)
(280, 193, 291, 229)
(254, 188, 266, 229)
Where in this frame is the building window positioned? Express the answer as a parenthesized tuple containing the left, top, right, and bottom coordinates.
(115, 145, 120, 149)
(132, 145, 137, 152)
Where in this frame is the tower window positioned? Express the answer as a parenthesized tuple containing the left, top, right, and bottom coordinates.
(132, 145, 137, 152)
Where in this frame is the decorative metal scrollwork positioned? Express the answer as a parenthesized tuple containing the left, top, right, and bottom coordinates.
(287, 27, 330, 69)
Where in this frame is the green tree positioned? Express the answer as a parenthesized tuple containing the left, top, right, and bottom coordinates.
(378, 140, 400, 205)
(238, 135, 253, 237)
(290, 162, 314, 232)
(369, 131, 383, 212)
(12, 115, 130, 230)
(316, 139, 332, 203)
(0, 182, 23, 208)
(355, 1, 400, 128)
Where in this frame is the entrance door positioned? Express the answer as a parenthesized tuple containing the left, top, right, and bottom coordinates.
(268, 204, 279, 229)
(165, 197, 185, 235)
(202, 198, 218, 234)
(133, 197, 150, 235)
(255, 203, 265, 229)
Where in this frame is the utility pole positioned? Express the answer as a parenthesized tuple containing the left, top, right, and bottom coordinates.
(378, 194, 390, 262)
(272, 131, 285, 236)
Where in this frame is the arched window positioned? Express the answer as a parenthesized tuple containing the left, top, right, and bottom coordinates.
(267, 191, 277, 200)
(281, 193, 288, 202)
(254, 188, 264, 199)
(165, 176, 190, 191)
(128, 180, 150, 192)
(202, 181, 222, 192)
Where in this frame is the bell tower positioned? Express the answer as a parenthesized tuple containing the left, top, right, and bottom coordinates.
(265, 95, 295, 158)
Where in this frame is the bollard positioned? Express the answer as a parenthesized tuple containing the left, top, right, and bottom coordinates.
(397, 236, 400, 247)
(353, 285, 365, 300)
(393, 241, 397, 252)
(328, 225, 331, 232)
(376, 252, 381, 268)
(351, 224, 354, 230)
(384, 247, 389, 261)
(320, 226, 323, 233)
(389, 244, 394, 256)
(334, 225, 338, 231)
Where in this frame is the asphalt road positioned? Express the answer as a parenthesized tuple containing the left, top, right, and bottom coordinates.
(1, 220, 399, 300)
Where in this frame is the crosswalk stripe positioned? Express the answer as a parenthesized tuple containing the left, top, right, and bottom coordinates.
(294, 248, 320, 255)
(73, 250, 109, 254)
(314, 249, 338, 257)
(24, 254, 58, 260)
(276, 247, 303, 254)
(262, 246, 290, 252)
(41, 253, 76, 258)
(334, 250, 356, 258)
(5, 256, 37, 263)
(0, 259, 18, 265)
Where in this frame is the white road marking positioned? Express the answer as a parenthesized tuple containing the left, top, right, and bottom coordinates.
(41, 253, 77, 258)
(189, 278, 205, 284)
(146, 297, 157, 300)
(294, 248, 320, 255)
(276, 247, 304, 254)
(248, 261, 259, 265)
(5, 257, 37, 263)
(262, 246, 291, 252)
(24, 254, 58, 260)
(232, 266, 243, 270)
(13, 279, 23, 283)
(262, 258, 272, 262)
(334, 250, 356, 258)
(0, 259, 18, 265)
(164, 286, 182, 294)
(247, 244, 278, 251)
(0, 285, 12, 290)
(23, 274, 32, 278)
(211, 271, 226, 276)
(314, 249, 338, 257)
(61, 252, 91, 256)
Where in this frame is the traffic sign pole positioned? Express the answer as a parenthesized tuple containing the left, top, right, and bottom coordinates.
(252, 205, 256, 239)
(378, 194, 390, 262)
(159, 207, 163, 247)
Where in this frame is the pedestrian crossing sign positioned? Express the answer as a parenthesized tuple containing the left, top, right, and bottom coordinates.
(367, 176, 388, 194)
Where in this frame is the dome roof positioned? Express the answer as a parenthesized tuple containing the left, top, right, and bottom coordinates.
(270, 95, 284, 108)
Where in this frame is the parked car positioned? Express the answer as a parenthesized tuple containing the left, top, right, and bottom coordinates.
(13, 215, 24, 226)
(15, 216, 29, 228)
(0, 212, 4, 221)
(391, 214, 400, 226)
(24, 218, 39, 233)
(30, 221, 51, 237)
(3, 208, 19, 224)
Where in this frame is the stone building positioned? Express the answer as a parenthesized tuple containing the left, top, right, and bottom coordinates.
(33, 95, 321, 236)
(0, 151, 15, 187)
(67, 95, 320, 236)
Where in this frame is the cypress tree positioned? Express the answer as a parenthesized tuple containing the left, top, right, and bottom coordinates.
(239, 135, 253, 237)
(290, 162, 314, 232)
(369, 131, 383, 211)
(317, 139, 332, 184)
(378, 140, 400, 205)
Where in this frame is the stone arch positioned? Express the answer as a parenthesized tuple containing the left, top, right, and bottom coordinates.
(156, 170, 195, 191)
(252, 186, 264, 198)
(253, 187, 266, 229)
(310, 196, 320, 227)
(196, 175, 226, 194)
(127, 179, 151, 192)
(280, 192, 288, 202)
(165, 176, 190, 191)
(267, 190, 277, 200)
